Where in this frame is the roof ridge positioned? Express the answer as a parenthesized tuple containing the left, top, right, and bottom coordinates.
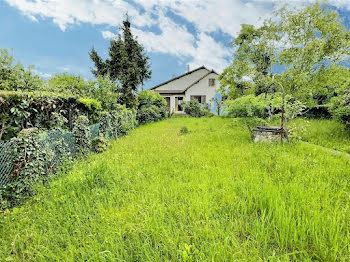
(150, 66, 210, 90)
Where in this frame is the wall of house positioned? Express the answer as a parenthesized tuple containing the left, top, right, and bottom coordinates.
(159, 73, 219, 113)
(184, 72, 219, 109)
(156, 69, 208, 91)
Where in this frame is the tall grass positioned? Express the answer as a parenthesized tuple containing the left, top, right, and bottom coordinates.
(290, 118, 350, 153)
(0, 117, 349, 261)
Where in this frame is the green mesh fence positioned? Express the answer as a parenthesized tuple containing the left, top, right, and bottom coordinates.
(0, 141, 16, 187)
(0, 123, 108, 188)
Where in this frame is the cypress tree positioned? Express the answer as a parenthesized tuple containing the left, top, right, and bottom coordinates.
(89, 17, 151, 108)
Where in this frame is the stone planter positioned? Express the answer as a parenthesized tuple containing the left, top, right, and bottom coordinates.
(253, 126, 288, 143)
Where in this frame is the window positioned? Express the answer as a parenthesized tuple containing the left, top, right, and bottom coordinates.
(209, 78, 216, 87)
(190, 95, 206, 104)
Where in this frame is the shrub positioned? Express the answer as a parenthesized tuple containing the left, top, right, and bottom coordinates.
(98, 106, 137, 139)
(0, 90, 100, 140)
(225, 94, 268, 118)
(329, 89, 350, 130)
(0, 128, 52, 209)
(73, 116, 90, 154)
(182, 100, 202, 117)
(137, 91, 167, 124)
(182, 100, 214, 117)
(91, 136, 108, 153)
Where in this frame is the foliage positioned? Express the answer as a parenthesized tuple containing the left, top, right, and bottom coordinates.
(47, 74, 90, 97)
(136, 90, 167, 124)
(182, 100, 215, 118)
(73, 116, 90, 154)
(97, 105, 138, 139)
(182, 100, 202, 117)
(225, 94, 268, 118)
(99, 111, 111, 138)
(220, 2, 350, 109)
(89, 76, 119, 111)
(90, 18, 151, 108)
(91, 136, 108, 153)
(1, 118, 350, 260)
(0, 91, 100, 140)
(329, 86, 350, 129)
(0, 128, 51, 209)
(0, 49, 44, 91)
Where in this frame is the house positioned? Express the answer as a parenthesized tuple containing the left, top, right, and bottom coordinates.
(150, 66, 219, 113)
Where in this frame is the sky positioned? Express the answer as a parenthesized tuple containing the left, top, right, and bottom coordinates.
(1, 0, 350, 90)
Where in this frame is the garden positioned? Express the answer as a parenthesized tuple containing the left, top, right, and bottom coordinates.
(0, 2, 350, 261)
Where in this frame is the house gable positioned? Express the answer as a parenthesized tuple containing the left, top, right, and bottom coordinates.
(185, 72, 219, 102)
(151, 66, 210, 92)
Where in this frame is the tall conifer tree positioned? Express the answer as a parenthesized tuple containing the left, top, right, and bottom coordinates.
(89, 17, 151, 108)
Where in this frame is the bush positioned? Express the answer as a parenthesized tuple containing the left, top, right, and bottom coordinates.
(183, 100, 202, 117)
(329, 89, 350, 130)
(0, 90, 101, 141)
(91, 136, 108, 153)
(182, 100, 214, 117)
(73, 116, 90, 154)
(0, 128, 52, 209)
(225, 94, 268, 118)
(137, 91, 167, 124)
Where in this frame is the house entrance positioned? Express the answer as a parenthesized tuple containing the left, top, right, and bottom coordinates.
(175, 97, 184, 112)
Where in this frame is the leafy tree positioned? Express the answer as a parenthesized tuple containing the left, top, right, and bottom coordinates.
(88, 76, 119, 111)
(0, 49, 44, 91)
(47, 74, 89, 97)
(89, 17, 151, 108)
(220, 2, 350, 109)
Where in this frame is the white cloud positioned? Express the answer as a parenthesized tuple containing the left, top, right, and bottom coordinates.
(102, 17, 231, 71)
(4, 0, 155, 31)
(102, 30, 117, 40)
(189, 33, 232, 72)
(5, 0, 350, 74)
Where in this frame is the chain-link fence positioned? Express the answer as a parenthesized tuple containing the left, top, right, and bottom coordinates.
(0, 123, 102, 188)
(0, 141, 17, 187)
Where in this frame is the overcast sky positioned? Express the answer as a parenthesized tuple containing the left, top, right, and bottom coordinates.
(1, 0, 350, 89)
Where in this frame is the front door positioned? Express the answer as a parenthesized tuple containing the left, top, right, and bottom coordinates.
(175, 97, 183, 112)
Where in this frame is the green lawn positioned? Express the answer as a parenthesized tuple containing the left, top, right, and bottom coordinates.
(1, 117, 350, 261)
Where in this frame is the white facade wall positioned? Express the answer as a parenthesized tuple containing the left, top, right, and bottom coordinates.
(184, 72, 218, 104)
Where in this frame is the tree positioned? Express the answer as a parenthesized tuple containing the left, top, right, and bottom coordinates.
(220, 1, 350, 109)
(47, 74, 89, 97)
(89, 17, 151, 108)
(0, 49, 44, 91)
(211, 97, 224, 116)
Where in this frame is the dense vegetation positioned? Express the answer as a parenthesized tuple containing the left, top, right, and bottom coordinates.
(0, 117, 349, 261)
(0, 17, 167, 210)
(219, 2, 350, 131)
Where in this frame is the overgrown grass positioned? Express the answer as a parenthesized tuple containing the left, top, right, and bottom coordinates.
(290, 118, 350, 153)
(1, 117, 350, 261)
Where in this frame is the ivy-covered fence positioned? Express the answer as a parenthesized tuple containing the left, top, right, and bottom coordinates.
(0, 108, 138, 209)
(0, 141, 17, 187)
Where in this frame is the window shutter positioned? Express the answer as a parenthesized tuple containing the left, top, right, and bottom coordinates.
(202, 96, 206, 103)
